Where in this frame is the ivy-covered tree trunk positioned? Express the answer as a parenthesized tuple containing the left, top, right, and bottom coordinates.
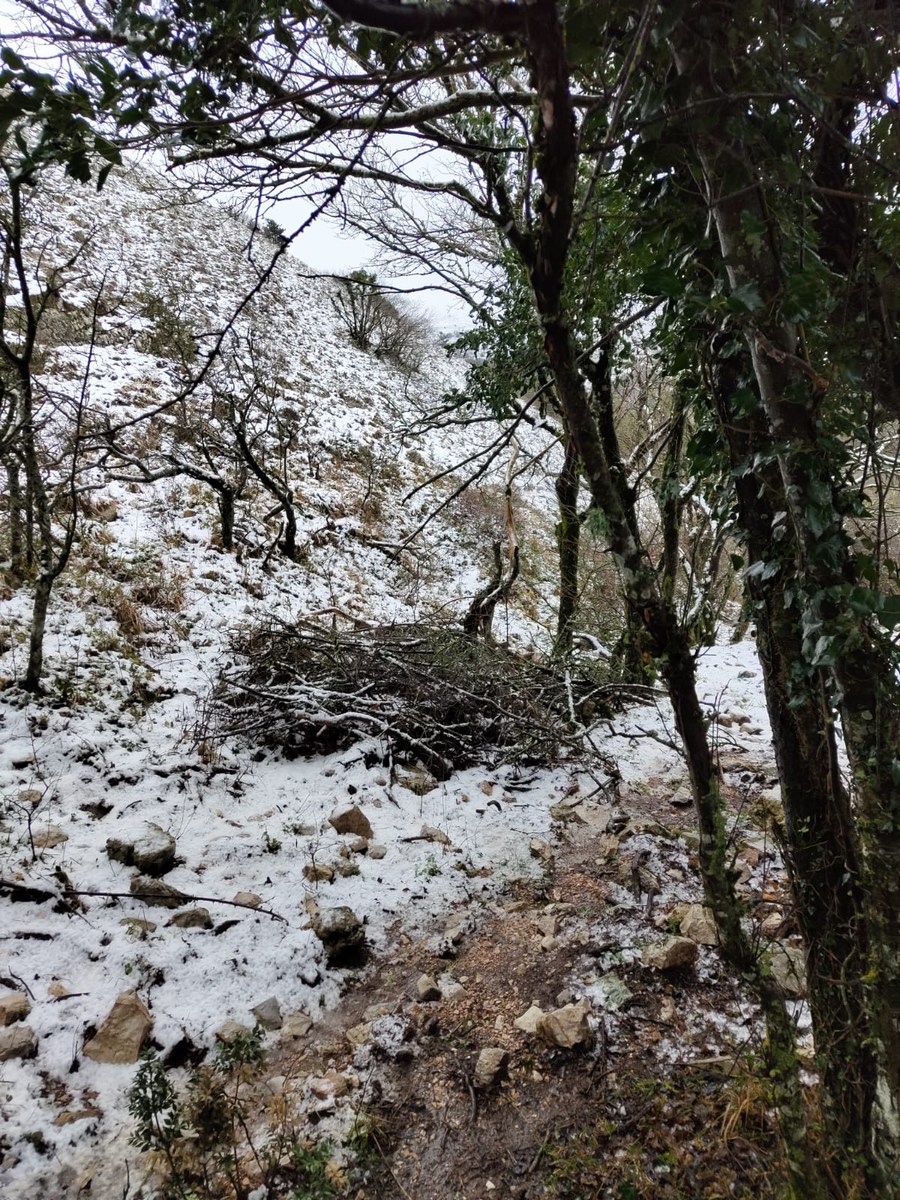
(709, 339, 878, 1190)
(553, 434, 580, 656)
(671, 5, 899, 1185)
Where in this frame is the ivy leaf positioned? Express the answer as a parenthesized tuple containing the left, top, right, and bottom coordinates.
(728, 281, 764, 314)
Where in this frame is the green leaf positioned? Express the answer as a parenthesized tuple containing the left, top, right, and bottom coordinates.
(728, 281, 764, 314)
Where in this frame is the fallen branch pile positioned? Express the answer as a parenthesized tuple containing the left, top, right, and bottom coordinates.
(197, 620, 641, 778)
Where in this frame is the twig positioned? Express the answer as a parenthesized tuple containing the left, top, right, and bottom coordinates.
(62, 888, 287, 922)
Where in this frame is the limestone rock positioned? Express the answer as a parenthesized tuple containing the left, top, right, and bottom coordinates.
(0, 991, 30, 1026)
(107, 823, 177, 876)
(348, 836, 369, 854)
(303, 863, 335, 883)
(120, 918, 157, 935)
(345, 1021, 372, 1047)
(233, 891, 262, 908)
(535, 914, 559, 938)
(474, 1047, 509, 1089)
(334, 860, 360, 878)
(643, 936, 698, 972)
(310, 906, 368, 967)
(769, 945, 807, 998)
(536, 1001, 592, 1050)
(310, 1070, 349, 1100)
(368, 844, 387, 860)
(514, 1004, 545, 1034)
(251, 996, 283, 1031)
(129, 875, 187, 909)
(83, 992, 152, 1064)
(216, 1020, 252, 1044)
(439, 975, 467, 1001)
(529, 839, 554, 864)
(32, 825, 68, 849)
(571, 804, 613, 832)
(328, 805, 373, 839)
(679, 904, 718, 947)
(416, 974, 441, 1002)
(0, 1024, 37, 1062)
(420, 824, 451, 846)
(53, 1109, 102, 1126)
(167, 907, 212, 930)
(281, 1011, 313, 1039)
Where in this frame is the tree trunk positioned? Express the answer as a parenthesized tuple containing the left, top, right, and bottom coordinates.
(553, 435, 579, 655)
(25, 569, 53, 692)
(5, 455, 24, 577)
(218, 485, 235, 551)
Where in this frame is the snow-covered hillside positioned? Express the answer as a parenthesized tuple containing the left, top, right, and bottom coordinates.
(0, 164, 781, 1199)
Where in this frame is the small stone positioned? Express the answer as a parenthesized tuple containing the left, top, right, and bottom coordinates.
(363, 1002, 394, 1022)
(32, 825, 68, 849)
(679, 904, 718, 947)
(479, 780, 494, 796)
(120, 918, 158, 935)
(53, 1109, 102, 1126)
(232, 891, 262, 908)
(251, 997, 283, 1030)
(83, 992, 152, 1064)
(659, 996, 676, 1023)
(214, 1017, 250, 1046)
(334, 860, 360, 878)
(309, 1069, 349, 1100)
(571, 803, 613, 832)
(328, 805, 373, 839)
(348, 836, 369, 854)
(529, 839, 554, 864)
(395, 768, 439, 795)
(420, 824, 452, 846)
(416, 974, 441, 1002)
(513, 1004, 545, 1034)
(368, 844, 387, 860)
(346, 1021, 372, 1047)
(129, 876, 187, 909)
(0, 992, 30, 1026)
(669, 788, 693, 808)
(473, 1047, 509, 1089)
(107, 823, 177, 876)
(303, 863, 335, 882)
(167, 907, 212, 930)
(536, 1001, 592, 1050)
(216, 1020, 252, 1044)
(438, 975, 466, 1001)
(535, 914, 559, 938)
(643, 936, 698, 972)
(539, 935, 558, 952)
(281, 1011, 313, 1039)
(47, 983, 75, 999)
(0, 1025, 37, 1061)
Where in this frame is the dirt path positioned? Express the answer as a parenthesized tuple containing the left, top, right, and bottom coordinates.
(265, 772, 793, 1200)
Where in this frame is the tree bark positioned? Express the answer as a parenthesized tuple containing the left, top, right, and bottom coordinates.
(553, 435, 579, 655)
